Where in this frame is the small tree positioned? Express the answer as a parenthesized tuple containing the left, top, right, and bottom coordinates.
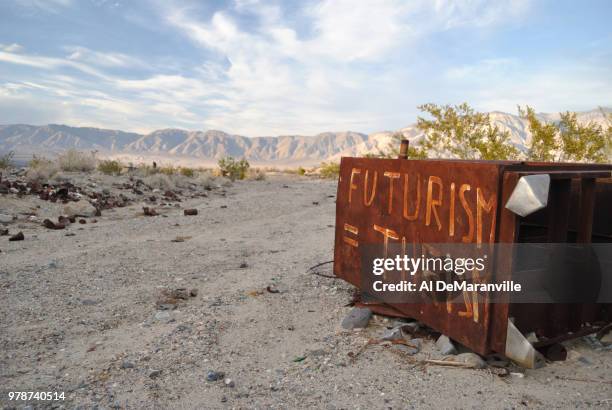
(218, 156, 250, 181)
(0, 151, 15, 169)
(415, 103, 519, 160)
(558, 111, 610, 163)
(519, 106, 558, 162)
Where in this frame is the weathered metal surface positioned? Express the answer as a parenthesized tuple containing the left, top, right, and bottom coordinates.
(333, 156, 612, 361)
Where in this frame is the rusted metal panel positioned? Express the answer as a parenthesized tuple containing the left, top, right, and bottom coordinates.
(333, 156, 612, 359)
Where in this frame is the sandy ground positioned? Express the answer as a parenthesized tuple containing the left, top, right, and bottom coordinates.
(1, 174, 611, 409)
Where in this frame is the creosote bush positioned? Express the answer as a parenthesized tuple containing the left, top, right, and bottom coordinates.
(179, 167, 195, 177)
(98, 159, 123, 175)
(318, 162, 340, 179)
(218, 156, 250, 181)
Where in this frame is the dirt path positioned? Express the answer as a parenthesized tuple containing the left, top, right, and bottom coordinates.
(1, 175, 611, 409)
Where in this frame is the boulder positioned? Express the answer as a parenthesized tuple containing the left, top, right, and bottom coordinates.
(341, 307, 372, 330)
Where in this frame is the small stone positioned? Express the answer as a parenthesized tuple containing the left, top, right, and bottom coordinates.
(81, 299, 98, 306)
(341, 307, 372, 330)
(121, 361, 135, 369)
(206, 370, 224, 382)
(148, 369, 162, 378)
(0, 213, 14, 224)
(154, 311, 172, 323)
(239, 262, 248, 268)
(220, 396, 227, 403)
(8, 231, 24, 241)
(599, 330, 612, 345)
(0, 228, 8, 236)
(189, 288, 198, 297)
(381, 327, 405, 341)
(456, 352, 486, 369)
(224, 378, 235, 388)
(436, 335, 457, 355)
(184, 209, 198, 216)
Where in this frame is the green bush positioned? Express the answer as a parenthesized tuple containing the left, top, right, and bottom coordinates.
(98, 159, 123, 175)
(218, 156, 250, 181)
(0, 151, 15, 169)
(297, 166, 306, 175)
(179, 167, 195, 177)
(319, 162, 340, 179)
(159, 165, 176, 175)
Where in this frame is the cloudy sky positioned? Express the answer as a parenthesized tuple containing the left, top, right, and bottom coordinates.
(0, 0, 610, 135)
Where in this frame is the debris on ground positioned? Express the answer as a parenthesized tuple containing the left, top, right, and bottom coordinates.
(436, 334, 458, 355)
(341, 307, 373, 330)
(8, 231, 24, 241)
(184, 208, 198, 216)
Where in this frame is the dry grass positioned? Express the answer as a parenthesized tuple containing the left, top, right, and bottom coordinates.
(57, 149, 96, 172)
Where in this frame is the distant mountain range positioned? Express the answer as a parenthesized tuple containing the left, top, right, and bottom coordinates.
(1, 108, 609, 166)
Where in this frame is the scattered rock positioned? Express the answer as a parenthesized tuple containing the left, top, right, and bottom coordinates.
(224, 378, 235, 388)
(79, 219, 87, 224)
(149, 369, 162, 378)
(239, 262, 248, 268)
(312, 201, 319, 205)
(598, 329, 612, 345)
(154, 311, 173, 323)
(455, 352, 486, 369)
(206, 370, 224, 382)
(121, 361, 135, 369)
(381, 326, 405, 341)
(341, 307, 372, 330)
(436, 334, 457, 355)
(43, 219, 65, 230)
(0, 228, 8, 236)
(81, 299, 99, 306)
(143, 207, 158, 216)
(184, 208, 198, 216)
(0, 213, 14, 224)
(8, 231, 24, 241)
(189, 288, 198, 297)
(63, 200, 97, 217)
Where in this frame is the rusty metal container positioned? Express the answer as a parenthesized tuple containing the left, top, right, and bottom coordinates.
(333, 152, 612, 367)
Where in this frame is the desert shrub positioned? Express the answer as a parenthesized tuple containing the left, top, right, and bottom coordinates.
(218, 156, 250, 181)
(298, 167, 306, 175)
(143, 173, 175, 190)
(159, 165, 176, 175)
(179, 167, 195, 177)
(318, 162, 340, 179)
(246, 168, 266, 181)
(26, 156, 59, 182)
(98, 159, 123, 175)
(57, 149, 96, 172)
(0, 151, 14, 169)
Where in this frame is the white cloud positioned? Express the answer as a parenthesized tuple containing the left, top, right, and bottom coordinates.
(65, 46, 145, 68)
(0, 43, 24, 53)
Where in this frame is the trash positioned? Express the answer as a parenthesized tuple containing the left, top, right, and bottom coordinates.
(341, 307, 372, 330)
(455, 352, 487, 369)
(435, 335, 457, 355)
(43, 219, 65, 230)
(8, 231, 24, 241)
(184, 209, 198, 216)
(266, 285, 280, 294)
(143, 207, 158, 216)
(381, 326, 405, 341)
(206, 370, 224, 381)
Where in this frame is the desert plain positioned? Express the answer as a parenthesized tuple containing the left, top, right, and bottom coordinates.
(1, 170, 611, 409)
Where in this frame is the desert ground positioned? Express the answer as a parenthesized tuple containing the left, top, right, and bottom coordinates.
(1, 171, 611, 409)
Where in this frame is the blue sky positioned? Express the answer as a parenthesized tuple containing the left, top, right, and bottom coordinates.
(0, 0, 610, 135)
